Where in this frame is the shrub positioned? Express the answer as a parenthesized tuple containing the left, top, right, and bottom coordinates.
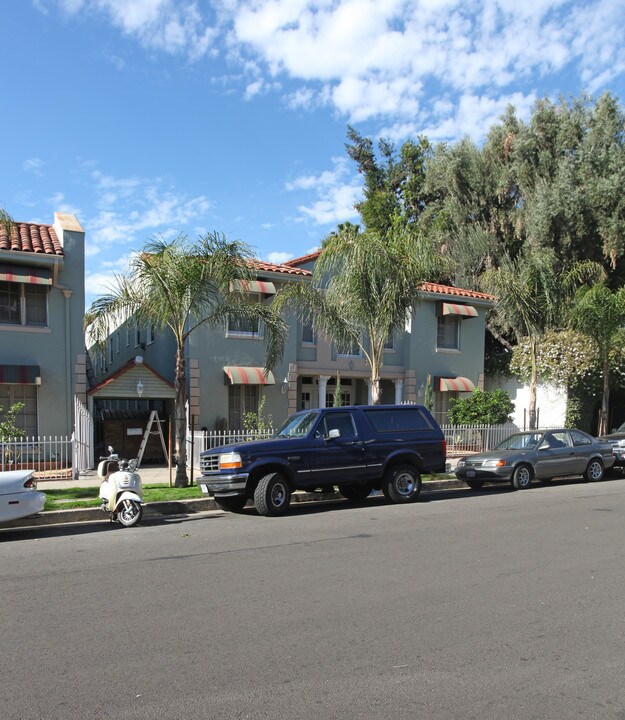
(448, 389, 514, 426)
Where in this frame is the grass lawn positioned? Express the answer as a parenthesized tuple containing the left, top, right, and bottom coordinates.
(44, 484, 204, 511)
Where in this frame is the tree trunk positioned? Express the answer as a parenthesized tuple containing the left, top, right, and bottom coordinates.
(370, 357, 381, 405)
(599, 358, 610, 436)
(528, 338, 538, 430)
(174, 346, 189, 487)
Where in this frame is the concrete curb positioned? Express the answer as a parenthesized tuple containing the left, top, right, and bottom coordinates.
(2, 478, 467, 530)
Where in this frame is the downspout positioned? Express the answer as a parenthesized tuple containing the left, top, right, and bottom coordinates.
(62, 289, 73, 435)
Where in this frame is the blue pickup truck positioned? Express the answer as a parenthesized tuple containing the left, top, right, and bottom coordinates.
(198, 404, 446, 516)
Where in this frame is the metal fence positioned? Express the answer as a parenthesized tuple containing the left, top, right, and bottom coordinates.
(440, 423, 520, 456)
(0, 436, 74, 479)
(186, 424, 526, 468)
(187, 429, 274, 469)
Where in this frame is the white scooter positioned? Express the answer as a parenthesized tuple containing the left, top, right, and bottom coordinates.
(97, 447, 144, 528)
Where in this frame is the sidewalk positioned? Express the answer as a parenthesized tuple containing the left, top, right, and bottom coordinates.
(2, 463, 464, 530)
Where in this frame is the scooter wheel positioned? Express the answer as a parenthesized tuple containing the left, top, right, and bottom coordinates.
(117, 500, 143, 528)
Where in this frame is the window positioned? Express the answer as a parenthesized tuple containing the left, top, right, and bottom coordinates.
(0, 384, 38, 436)
(125, 325, 130, 347)
(437, 315, 460, 350)
(115, 331, 120, 354)
(337, 337, 361, 357)
(135, 324, 141, 348)
(0, 282, 48, 327)
(107, 337, 114, 365)
(364, 408, 432, 433)
(147, 324, 156, 344)
(384, 334, 395, 351)
(571, 430, 592, 447)
(302, 320, 315, 345)
(227, 293, 261, 337)
(321, 412, 357, 439)
(228, 385, 260, 430)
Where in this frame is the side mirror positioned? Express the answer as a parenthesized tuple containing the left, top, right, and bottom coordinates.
(327, 428, 341, 439)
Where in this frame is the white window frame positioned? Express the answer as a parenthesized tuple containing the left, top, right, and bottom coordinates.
(226, 292, 263, 339)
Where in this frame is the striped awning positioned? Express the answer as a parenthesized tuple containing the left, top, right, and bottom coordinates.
(224, 366, 276, 385)
(441, 302, 478, 318)
(0, 365, 41, 385)
(0, 264, 52, 286)
(439, 376, 475, 392)
(230, 280, 276, 295)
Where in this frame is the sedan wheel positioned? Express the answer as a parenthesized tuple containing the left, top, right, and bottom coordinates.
(511, 464, 532, 489)
(583, 459, 604, 482)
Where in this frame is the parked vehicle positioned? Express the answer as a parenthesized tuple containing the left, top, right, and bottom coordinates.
(454, 429, 615, 490)
(198, 404, 446, 516)
(97, 447, 144, 527)
(0, 470, 46, 524)
(597, 422, 625, 471)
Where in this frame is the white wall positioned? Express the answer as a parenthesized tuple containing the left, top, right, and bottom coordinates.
(485, 375, 567, 429)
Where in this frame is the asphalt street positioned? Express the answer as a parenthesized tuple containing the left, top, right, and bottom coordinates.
(2, 478, 625, 720)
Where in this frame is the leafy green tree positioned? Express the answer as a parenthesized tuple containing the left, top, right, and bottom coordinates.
(481, 248, 601, 428)
(569, 284, 625, 435)
(275, 220, 447, 404)
(86, 233, 287, 487)
(0, 402, 25, 440)
(346, 126, 432, 234)
(243, 395, 273, 438)
(448, 390, 514, 426)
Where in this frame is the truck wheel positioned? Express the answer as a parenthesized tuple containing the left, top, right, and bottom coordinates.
(511, 464, 532, 489)
(254, 473, 291, 516)
(214, 495, 247, 513)
(382, 464, 421, 503)
(338, 483, 372, 501)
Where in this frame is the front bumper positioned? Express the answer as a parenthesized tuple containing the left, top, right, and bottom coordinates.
(610, 449, 625, 467)
(455, 466, 514, 482)
(198, 472, 249, 494)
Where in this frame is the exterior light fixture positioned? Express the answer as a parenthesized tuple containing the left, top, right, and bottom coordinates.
(136, 380, 144, 397)
(417, 382, 425, 398)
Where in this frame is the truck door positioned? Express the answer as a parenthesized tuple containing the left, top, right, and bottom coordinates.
(308, 411, 368, 485)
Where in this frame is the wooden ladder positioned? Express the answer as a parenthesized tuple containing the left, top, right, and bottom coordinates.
(137, 410, 169, 467)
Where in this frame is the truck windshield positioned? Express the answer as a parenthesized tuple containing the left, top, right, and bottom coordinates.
(274, 412, 318, 438)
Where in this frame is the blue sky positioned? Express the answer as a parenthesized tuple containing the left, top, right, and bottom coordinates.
(2, 1, 625, 307)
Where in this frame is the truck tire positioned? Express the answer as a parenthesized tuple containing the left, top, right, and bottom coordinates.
(382, 464, 421, 503)
(214, 495, 247, 513)
(254, 472, 291, 516)
(338, 483, 372, 501)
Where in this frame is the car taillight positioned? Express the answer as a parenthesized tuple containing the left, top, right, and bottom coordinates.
(442, 439, 447, 457)
(23, 477, 37, 489)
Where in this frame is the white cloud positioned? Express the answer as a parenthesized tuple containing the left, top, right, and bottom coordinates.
(83, 169, 213, 254)
(287, 156, 363, 226)
(59, 0, 217, 59)
(266, 251, 293, 264)
(23, 158, 45, 176)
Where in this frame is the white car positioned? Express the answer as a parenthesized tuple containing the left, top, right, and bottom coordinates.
(0, 470, 46, 524)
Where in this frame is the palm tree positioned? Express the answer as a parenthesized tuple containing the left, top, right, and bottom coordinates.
(481, 248, 602, 429)
(274, 220, 447, 404)
(86, 233, 287, 486)
(569, 283, 625, 435)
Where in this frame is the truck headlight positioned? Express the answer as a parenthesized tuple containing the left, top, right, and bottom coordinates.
(219, 452, 242, 470)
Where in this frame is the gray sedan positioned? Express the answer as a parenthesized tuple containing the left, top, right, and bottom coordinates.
(454, 429, 615, 490)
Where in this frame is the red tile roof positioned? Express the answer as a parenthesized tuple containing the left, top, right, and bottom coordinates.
(252, 259, 311, 276)
(283, 250, 321, 267)
(420, 282, 495, 301)
(285, 252, 494, 300)
(0, 222, 63, 256)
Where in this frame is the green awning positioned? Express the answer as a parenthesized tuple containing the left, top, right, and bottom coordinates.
(0, 264, 52, 285)
(224, 367, 275, 385)
(230, 280, 276, 295)
(0, 365, 41, 385)
(440, 302, 478, 318)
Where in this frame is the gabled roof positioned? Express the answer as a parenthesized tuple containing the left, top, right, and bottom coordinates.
(420, 282, 495, 301)
(284, 252, 494, 301)
(0, 222, 63, 255)
(87, 357, 174, 396)
(283, 250, 321, 267)
(251, 259, 311, 276)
